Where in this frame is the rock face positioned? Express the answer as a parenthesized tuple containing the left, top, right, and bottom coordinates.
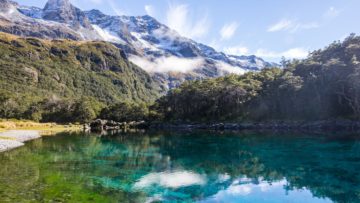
(83, 10, 277, 88)
(1, 0, 278, 89)
(0, 0, 17, 12)
(42, 0, 92, 29)
(0, 0, 83, 40)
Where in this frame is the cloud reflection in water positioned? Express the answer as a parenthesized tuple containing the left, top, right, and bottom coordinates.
(133, 170, 206, 189)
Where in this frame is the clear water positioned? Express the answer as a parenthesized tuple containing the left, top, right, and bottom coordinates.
(0, 130, 359, 203)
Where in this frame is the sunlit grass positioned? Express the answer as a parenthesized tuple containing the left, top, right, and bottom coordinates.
(0, 136, 16, 140)
(0, 119, 82, 136)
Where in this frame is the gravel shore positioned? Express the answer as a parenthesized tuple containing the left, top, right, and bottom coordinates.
(0, 130, 40, 152)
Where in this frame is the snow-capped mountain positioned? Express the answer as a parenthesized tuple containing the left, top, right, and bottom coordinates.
(1, 0, 276, 89)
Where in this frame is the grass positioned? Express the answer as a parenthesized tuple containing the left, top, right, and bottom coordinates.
(0, 119, 82, 136)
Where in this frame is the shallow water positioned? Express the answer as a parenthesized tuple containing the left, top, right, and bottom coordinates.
(0, 130, 359, 202)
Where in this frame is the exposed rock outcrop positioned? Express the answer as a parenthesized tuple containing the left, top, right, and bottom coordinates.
(89, 119, 147, 131)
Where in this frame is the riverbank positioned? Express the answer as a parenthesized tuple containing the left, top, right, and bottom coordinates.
(0, 130, 41, 152)
(0, 120, 82, 152)
(149, 120, 360, 131)
(0, 120, 82, 135)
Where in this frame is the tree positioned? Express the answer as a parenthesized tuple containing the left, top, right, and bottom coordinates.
(72, 99, 97, 123)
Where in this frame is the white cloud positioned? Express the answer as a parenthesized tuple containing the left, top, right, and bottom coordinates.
(220, 22, 239, 40)
(145, 5, 155, 17)
(267, 19, 318, 33)
(129, 55, 205, 73)
(324, 7, 341, 18)
(267, 19, 293, 32)
(108, 0, 125, 15)
(92, 25, 125, 44)
(223, 46, 249, 56)
(165, 3, 210, 39)
(255, 48, 309, 59)
(216, 61, 247, 75)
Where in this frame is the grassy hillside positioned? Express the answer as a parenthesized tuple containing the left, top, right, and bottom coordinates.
(0, 32, 163, 122)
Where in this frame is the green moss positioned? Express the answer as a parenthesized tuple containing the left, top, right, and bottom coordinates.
(40, 173, 114, 203)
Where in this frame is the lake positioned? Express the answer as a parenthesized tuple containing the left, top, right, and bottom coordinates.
(0, 130, 359, 202)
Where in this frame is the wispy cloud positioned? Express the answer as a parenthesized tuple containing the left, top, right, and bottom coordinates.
(220, 22, 239, 40)
(108, 0, 126, 15)
(267, 19, 293, 32)
(323, 7, 341, 18)
(255, 48, 309, 59)
(165, 3, 210, 39)
(129, 55, 205, 73)
(89, 0, 103, 4)
(223, 45, 249, 56)
(145, 5, 155, 17)
(267, 19, 318, 33)
(216, 61, 247, 75)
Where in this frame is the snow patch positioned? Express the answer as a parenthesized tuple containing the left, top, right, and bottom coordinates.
(92, 25, 124, 43)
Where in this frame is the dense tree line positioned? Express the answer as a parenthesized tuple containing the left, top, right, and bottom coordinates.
(1, 33, 360, 124)
(152, 34, 360, 122)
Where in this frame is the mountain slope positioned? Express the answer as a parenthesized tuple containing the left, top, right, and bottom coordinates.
(0, 32, 162, 106)
(83, 10, 275, 88)
(0, 0, 277, 88)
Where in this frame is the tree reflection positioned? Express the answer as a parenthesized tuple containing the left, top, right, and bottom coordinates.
(0, 130, 359, 202)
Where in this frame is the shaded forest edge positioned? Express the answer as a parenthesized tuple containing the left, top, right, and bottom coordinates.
(1, 32, 360, 130)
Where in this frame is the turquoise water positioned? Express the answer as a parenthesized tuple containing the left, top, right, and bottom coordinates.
(0, 130, 359, 202)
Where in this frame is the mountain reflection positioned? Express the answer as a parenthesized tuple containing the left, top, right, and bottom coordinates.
(0, 130, 359, 202)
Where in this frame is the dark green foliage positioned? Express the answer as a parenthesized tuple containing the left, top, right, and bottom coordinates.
(0, 32, 162, 123)
(100, 102, 149, 122)
(154, 34, 360, 122)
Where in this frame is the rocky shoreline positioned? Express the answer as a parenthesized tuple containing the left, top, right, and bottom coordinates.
(0, 130, 40, 152)
(87, 119, 148, 131)
(149, 120, 360, 131)
(86, 119, 360, 132)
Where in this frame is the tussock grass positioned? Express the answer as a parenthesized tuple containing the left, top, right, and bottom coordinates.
(0, 119, 82, 135)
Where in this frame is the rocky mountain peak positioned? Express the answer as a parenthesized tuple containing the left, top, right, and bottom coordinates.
(0, 0, 18, 13)
(43, 0, 71, 10)
(42, 0, 92, 29)
(84, 9, 106, 19)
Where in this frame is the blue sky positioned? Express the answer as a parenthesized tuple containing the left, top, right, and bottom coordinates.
(17, 0, 360, 62)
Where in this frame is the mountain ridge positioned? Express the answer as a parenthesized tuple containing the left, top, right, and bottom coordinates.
(0, 31, 163, 121)
(2, 0, 277, 88)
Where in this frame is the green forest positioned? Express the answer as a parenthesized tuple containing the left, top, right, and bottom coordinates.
(153, 34, 360, 122)
(0, 32, 162, 123)
(1, 32, 360, 124)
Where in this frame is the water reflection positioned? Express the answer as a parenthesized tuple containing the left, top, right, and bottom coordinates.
(201, 177, 331, 203)
(134, 171, 207, 189)
(0, 130, 359, 202)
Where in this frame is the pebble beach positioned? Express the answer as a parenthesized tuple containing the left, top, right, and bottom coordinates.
(0, 130, 40, 152)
